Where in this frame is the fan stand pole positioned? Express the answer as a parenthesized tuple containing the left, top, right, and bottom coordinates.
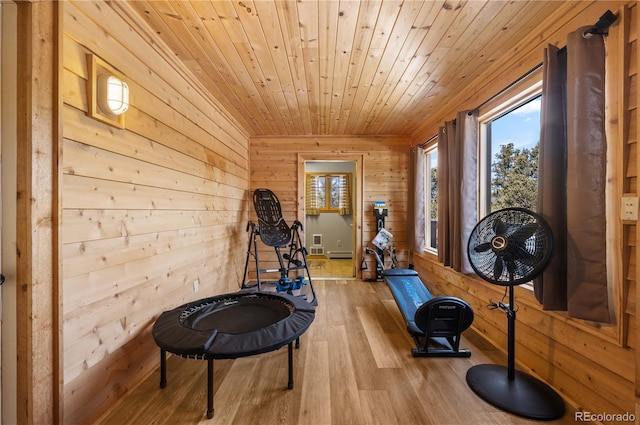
(466, 286, 565, 420)
(506, 286, 515, 380)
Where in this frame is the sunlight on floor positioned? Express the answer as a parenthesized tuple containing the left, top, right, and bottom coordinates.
(307, 257, 354, 278)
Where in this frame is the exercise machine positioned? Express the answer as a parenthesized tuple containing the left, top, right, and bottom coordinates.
(361, 201, 397, 280)
(383, 268, 473, 357)
(242, 188, 317, 306)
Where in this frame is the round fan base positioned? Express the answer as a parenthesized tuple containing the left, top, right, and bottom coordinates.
(466, 364, 565, 420)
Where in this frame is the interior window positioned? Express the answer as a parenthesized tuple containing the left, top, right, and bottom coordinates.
(305, 172, 352, 213)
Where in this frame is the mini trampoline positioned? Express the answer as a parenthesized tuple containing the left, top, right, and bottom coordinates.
(152, 291, 315, 419)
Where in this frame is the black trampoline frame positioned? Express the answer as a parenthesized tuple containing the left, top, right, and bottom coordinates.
(152, 291, 315, 419)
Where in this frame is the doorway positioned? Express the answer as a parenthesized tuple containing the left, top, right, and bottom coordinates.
(303, 159, 357, 279)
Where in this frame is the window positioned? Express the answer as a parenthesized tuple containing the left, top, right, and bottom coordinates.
(479, 70, 542, 218)
(424, 145, 438, 252)
(305, 173, 352, 215)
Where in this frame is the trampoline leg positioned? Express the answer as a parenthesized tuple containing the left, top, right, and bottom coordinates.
(287, 342, 294, 390)
(207, 359, 214, 419)
(295, 337, 300, 349)
(160, 349, 167, 388)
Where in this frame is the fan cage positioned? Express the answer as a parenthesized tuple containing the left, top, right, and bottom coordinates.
(467, 208, 553, 286)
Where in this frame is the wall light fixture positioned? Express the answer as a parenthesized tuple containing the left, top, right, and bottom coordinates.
(98, 74, 129, 116)
(87, 53, 129, 128)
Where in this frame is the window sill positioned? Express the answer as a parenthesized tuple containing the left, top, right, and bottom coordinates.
(414, 251, 623, 347)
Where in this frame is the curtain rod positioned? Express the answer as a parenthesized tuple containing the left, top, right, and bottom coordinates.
(467, 62, 542, 116)
(583, 10, 617, 37)
(417, 133, 438, 149)
(467, 9, 617, 116)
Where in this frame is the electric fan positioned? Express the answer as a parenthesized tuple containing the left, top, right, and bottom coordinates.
(465, 207, 565, 420)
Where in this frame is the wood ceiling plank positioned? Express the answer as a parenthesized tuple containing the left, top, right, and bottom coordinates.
(354, 0, 445, 135)
(417, 1, 582, 123)
(297, 0, 321, 134)
(211, 0, 289, 135)
(274, 1, 313, 134)
(229, 0, 303, 135)
(343, 1, 404, 133)
(333, 0, 383, 135)
(353, 1, 456, 134)
(408, 1, 593, 138)
(327, 0, 361, 134)
(123, 0, 620, 137)
(71, 0, 253, 151)
(129, 1, 262, 135)
(185, 2, 275, 135)
(318, 0, 340, 134)
(379, 0, 512, 133)
(165, 2, 266, 138)
(381, 0, 523, 133)
(254, 0, 307, 134)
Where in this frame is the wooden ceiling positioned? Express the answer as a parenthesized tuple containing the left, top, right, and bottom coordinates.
(128, 1, 566, 137)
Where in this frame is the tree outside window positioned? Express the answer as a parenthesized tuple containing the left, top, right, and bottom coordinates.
(425, 146, 438, 251)
(481, 94, 541, 215)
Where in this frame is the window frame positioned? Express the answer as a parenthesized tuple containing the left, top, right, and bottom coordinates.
(424, 143, 438, 254)
(477, 69, 543, 290)
(305, 172, 352, 213)
(478, 69, 543, 219)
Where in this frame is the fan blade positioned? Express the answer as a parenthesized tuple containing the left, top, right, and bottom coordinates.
(512, 245, 539, 266)
(510, 223, 539, 242)
(506, 259, 517, 279)
(493, 218, 506, 235)
(474, 242, 492, 253)
(493, 257, 504, 279)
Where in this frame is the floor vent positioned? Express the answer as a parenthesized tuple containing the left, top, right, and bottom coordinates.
(310, 246, 324, 255)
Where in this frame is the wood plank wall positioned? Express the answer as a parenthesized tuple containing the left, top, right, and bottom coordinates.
(248, 136, 410, 281)
(622, 3, 637, 350)
(51, 0, 639, 423)
(16, 2, 60, 423)
(623, 4, 639, 415)
(632, 0, 640, 418)
(409, 1, 638, 420)
(61, 2, 250, 423)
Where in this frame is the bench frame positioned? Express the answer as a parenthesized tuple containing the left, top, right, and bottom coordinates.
(383, 269, 473, 358)
(410, 296, 472, 357)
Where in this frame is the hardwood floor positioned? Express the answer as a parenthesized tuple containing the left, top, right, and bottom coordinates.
(307, 257, 354, 278)
(97, 279, 576, 425)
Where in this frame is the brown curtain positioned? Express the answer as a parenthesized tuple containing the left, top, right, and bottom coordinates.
(534, 27, 610, 322)
(437, 111, 477, 272)
(458, 110, 478, 274)
(534, 44, 568, 310)
(407, 146, 426, 266)
(437, 122, 454, 267)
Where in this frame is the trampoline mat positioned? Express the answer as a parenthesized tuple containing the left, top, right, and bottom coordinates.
(181, 298, 292, 334)
(153, 291, 315, 359)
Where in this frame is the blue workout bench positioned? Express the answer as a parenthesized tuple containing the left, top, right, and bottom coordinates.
(383, 269, 473, 357)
